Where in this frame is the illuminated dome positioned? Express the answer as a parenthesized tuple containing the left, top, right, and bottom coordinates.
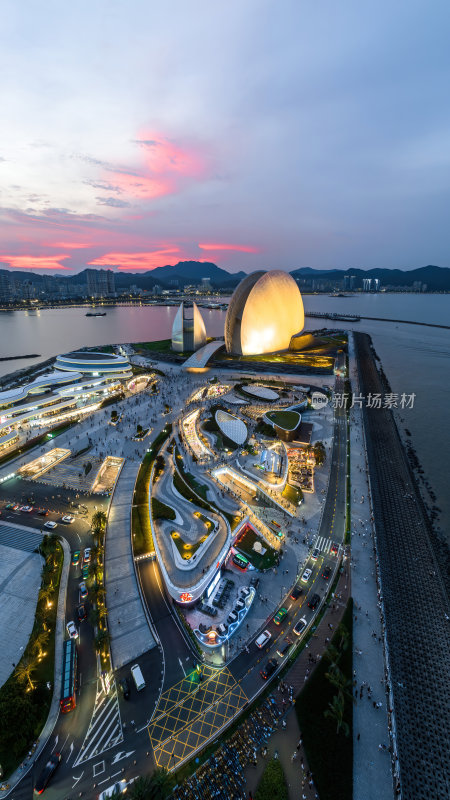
(225, 270, 304, 355)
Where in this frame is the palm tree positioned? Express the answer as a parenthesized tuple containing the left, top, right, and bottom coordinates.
(148, 768, 173, 799)
(95, 629, 111, 654)
(324, 694, 349, 736)
(38, 585, 53, 608)
(323, 644, 341, 670)
(325, 667, 354, 704)
(129, 776, 153, 800)
(92, 510, 107, 531)
(336, 622, 350, 652)
(15, 657, 37, 691)
(93, 584, 106, 604)
(33, 630, 50, 659)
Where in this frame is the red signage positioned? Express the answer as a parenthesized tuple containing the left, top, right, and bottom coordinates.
(179, 592, 193, 603)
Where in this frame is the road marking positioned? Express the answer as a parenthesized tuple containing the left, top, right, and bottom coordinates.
(66, 741, 74, 763)
(51, 735, 59, 753)
(178, 657, 186, 677)
(72, 771, 84, 788)
(111, 750, 135, 765)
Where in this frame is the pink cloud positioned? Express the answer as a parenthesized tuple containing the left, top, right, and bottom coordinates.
(0, 253, 71, 270)
(46, 241, 94, 249)
(102, 133, 208, 202)
(88, 248, 182, 270)
(198, 242, 261, 253)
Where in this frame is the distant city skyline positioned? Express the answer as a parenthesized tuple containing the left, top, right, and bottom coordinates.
(1, 1, 449, 274)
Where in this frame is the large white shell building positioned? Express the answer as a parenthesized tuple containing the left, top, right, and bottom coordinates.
(224, 270, 304, 355)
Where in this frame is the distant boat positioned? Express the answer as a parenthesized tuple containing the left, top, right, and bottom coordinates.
(85, 311, 106, 317)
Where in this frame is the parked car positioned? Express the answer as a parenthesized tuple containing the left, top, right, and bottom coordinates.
(38, 508, 49, 516)
(77, 603, 87, 621)
(293, 617, 308, 636)
(118, 677, 130, 699)
(72, 551, 81, 566)
(260, 658, 278, 680)
(301, 568, 312, 583)
(33, 753, 61, 795)
(82, 565, 89, 579)
(290, 585, 303, 600)
(308, 593, 320, 610)
(322, 566, 332, 580)
(66, 621, 78, 639)
(12, 504, 20, 510)
(255, 630, 271, 649)
(83, 547, 91, 564)
(44, 521, 57, 529)
(79, 581, 88, 600)
(20, 505, 33, 512)
(273, 607, 288, 626)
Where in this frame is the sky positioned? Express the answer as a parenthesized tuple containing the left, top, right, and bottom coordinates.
(1, 0, 449, 275)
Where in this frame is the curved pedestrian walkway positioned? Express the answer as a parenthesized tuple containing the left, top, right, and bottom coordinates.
(105, 460, 156, 670)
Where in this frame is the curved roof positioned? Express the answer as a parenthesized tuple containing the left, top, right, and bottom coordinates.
(215, 410, 248, 445)
(0, 370, 82, 407)
(55, 351, 130, 373)
(225, 270, 304, 355)
(242, 384, 279, 401)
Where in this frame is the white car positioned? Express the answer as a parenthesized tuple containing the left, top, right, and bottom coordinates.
(301, 568, 312, 583)
(44, 520, 57, 529)
(255, 630, 272, 649)
(83, 547, 91, 563)
(293, 617, 308, 636)
(66, 620, 78, 639)
(62, 515, 74, 524)
(98, 780, 127, 800)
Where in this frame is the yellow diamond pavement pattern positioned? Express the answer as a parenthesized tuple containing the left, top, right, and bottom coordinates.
(149, 667, 248, 769)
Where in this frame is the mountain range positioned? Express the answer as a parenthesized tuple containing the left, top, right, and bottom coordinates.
(1, 262, 450, 291)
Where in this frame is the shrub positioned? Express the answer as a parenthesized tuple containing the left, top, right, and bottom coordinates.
(255, 759, 288, 800)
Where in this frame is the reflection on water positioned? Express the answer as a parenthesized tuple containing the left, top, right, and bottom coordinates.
(0, 294, 449, 543)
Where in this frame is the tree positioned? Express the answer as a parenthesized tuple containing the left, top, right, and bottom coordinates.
(324, 693, 349, 736)
(38, 585, 53, 608)
(255, 759, 288, 800)
(323, 644, 341, 671)
(129, 776, 153, 800)
(92, 510, 107, 531)
(15, 657, 37, 691)
(33, 630, 50, 659)
(336, 622, 350, 652)
(325, 666, 354, 704)
(147, 768, 173, 799)
(95, 629, 110, 653)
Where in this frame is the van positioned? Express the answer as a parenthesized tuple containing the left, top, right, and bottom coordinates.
(130, 664, 145, 691)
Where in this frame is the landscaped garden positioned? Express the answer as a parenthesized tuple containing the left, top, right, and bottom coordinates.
(295, 598, 353, 800)
(171, 529, 210, 561)
(266, 410, 300, 430)
(234, 525, 279, 570)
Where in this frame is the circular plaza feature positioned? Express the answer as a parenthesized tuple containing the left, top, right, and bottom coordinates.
(266, 409, 301, 442)
(215, 410, 248, 445)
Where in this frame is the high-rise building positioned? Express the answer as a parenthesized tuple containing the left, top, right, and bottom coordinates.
(0, 273, 12, 301)
(344, 274, 356, 290)
(363, 278, 372, 292)
(86, 269, 115, 298)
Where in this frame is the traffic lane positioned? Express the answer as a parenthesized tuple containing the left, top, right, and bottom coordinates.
(138, 559, 194, 689)
(115, 648, 163, 731)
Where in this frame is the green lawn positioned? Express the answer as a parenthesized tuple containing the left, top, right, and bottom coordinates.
(266, 410, 300, 430)
(151, 497, 176, 521)
(132, 425, 172, 556)
(295, 598, 353, 800)
(235, 527, 279, 570)
(282, 483, 303, 505)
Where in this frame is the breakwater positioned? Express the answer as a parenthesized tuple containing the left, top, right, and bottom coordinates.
(354, 331, 450, 799)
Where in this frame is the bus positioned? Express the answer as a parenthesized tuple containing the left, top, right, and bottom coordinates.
(232, 552, 249, 571)
(60, 639, 77, 713)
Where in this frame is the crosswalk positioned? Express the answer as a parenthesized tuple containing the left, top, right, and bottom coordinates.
(73, 680, 123, 766)
(313, 535, 338, 554)
(0, 522, 42, 553)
